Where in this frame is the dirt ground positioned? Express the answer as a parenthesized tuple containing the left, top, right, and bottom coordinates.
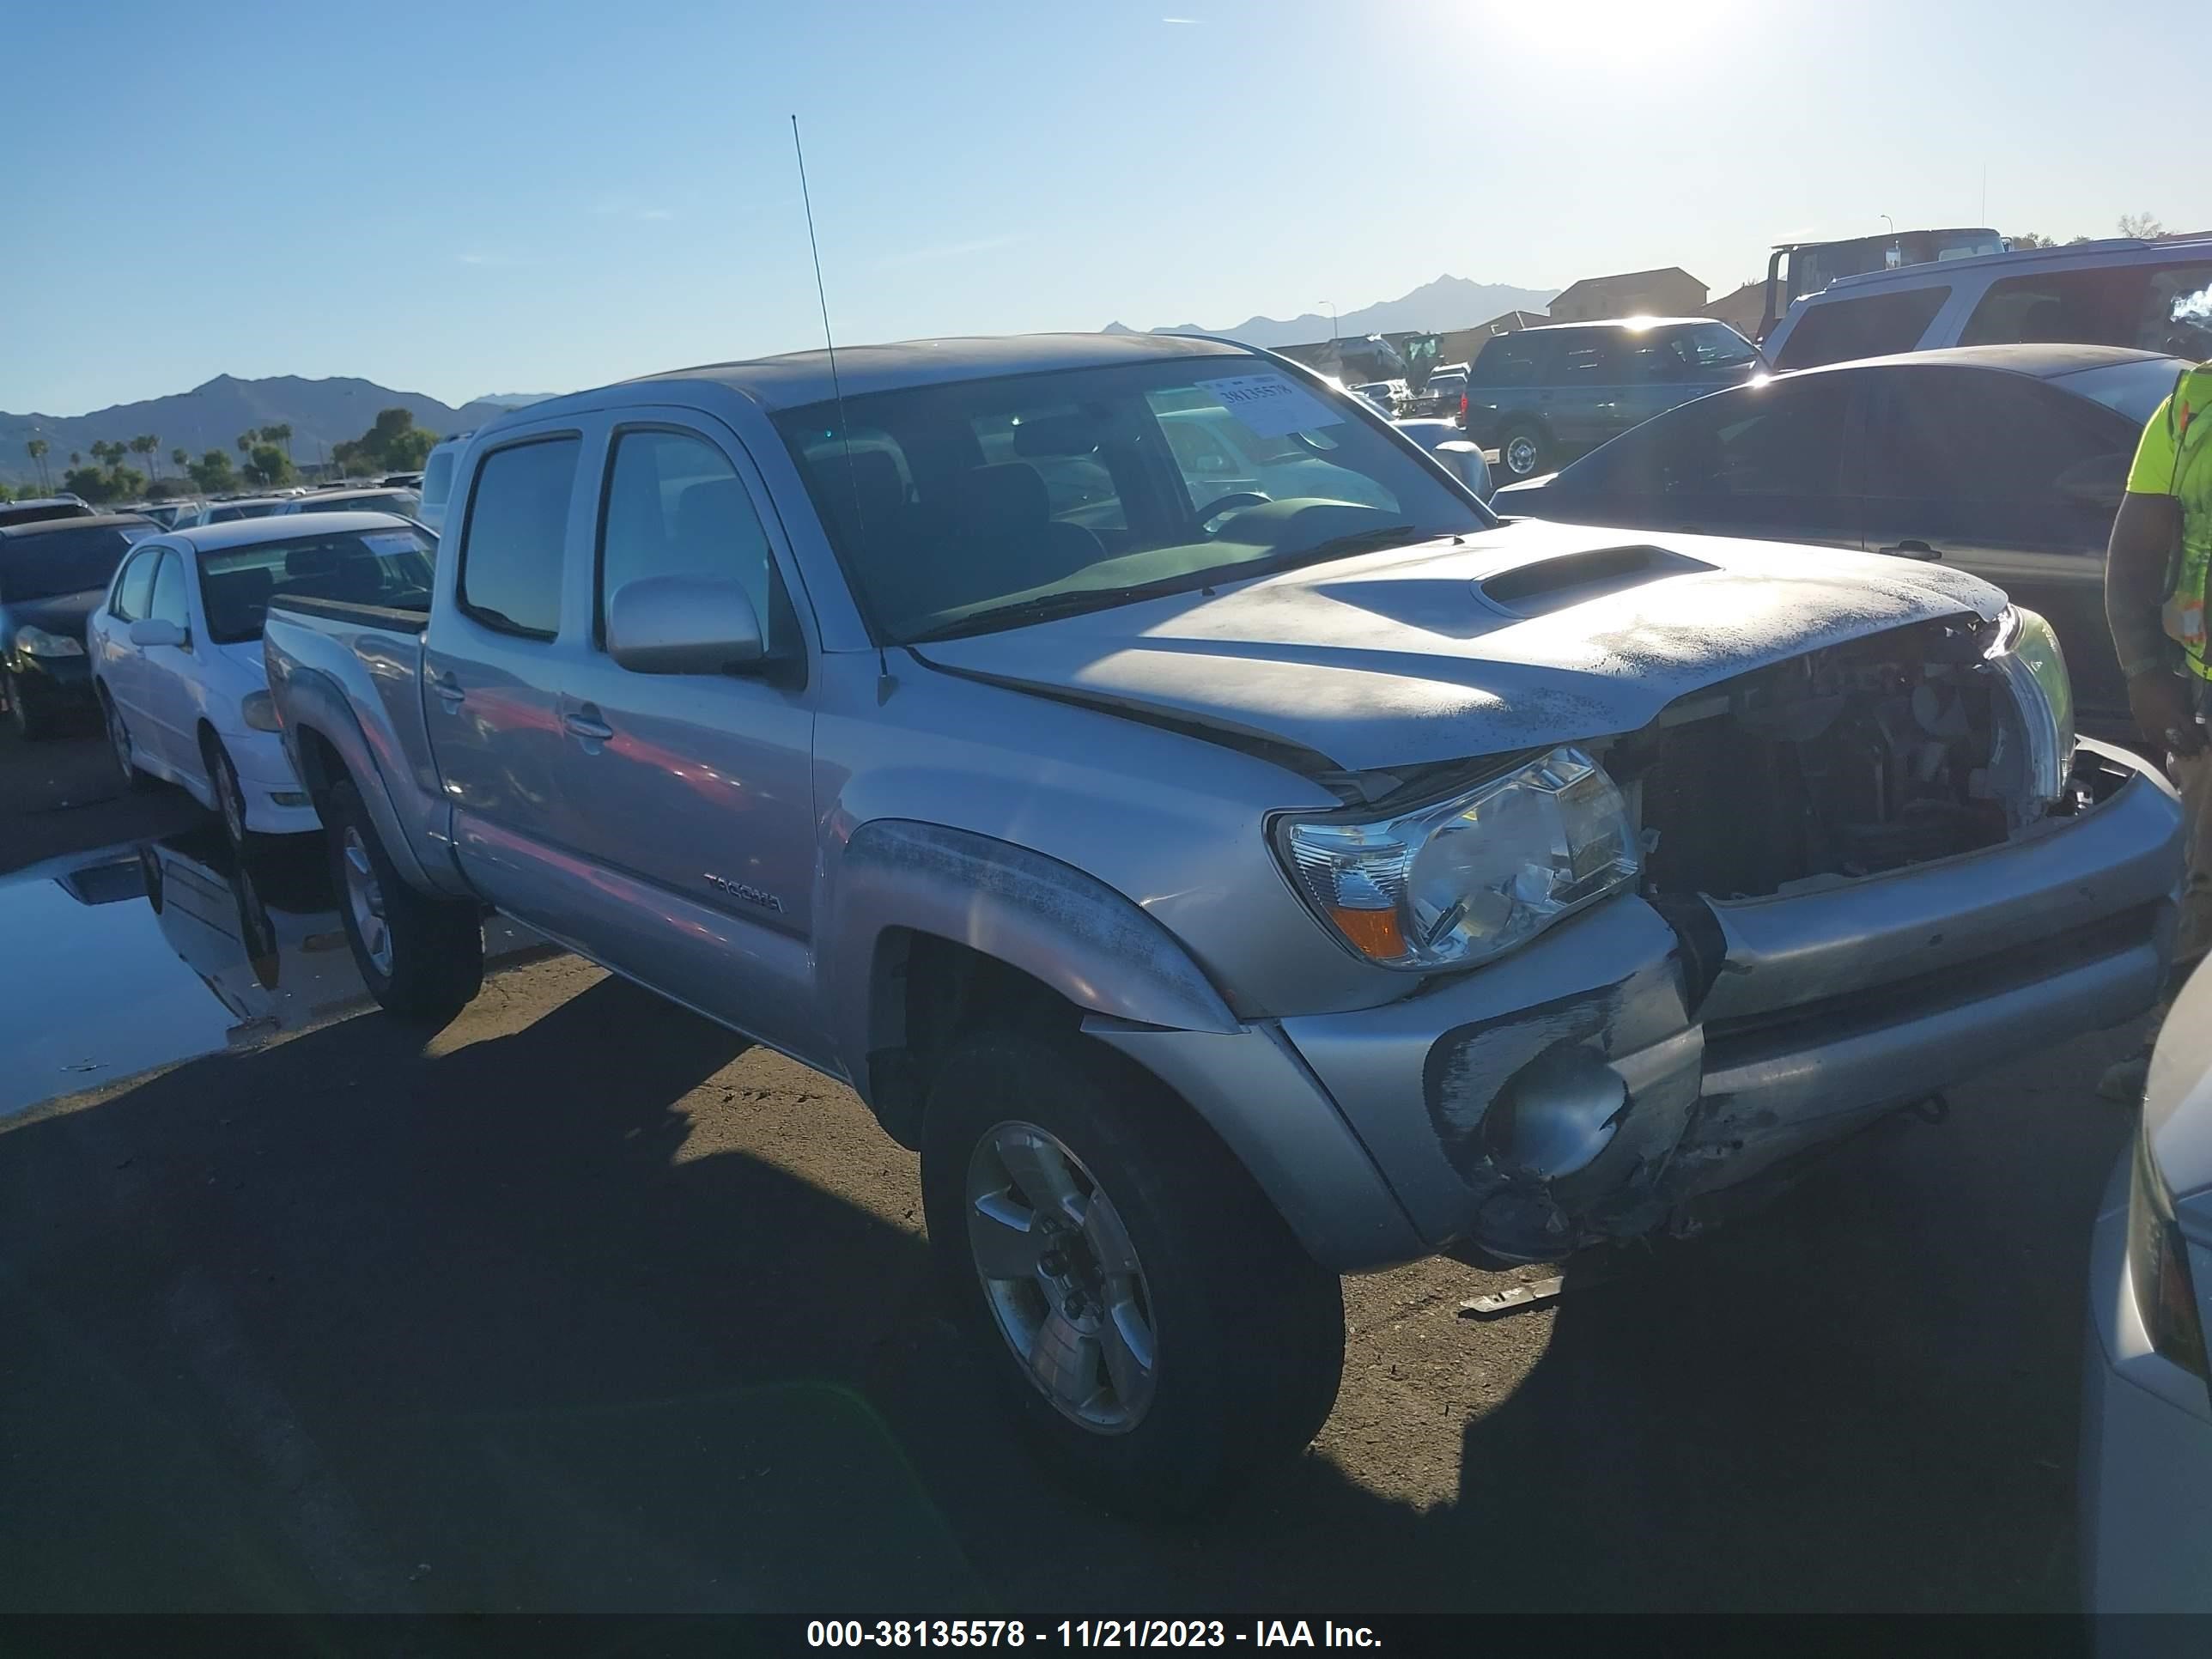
(0, 725, 2148, 1613)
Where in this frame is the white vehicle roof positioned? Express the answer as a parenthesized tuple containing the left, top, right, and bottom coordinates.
(162, 511, 418, 553)
(1815, 234, 2212, 296)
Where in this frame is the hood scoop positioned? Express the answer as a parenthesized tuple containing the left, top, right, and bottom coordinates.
(1478, 544, 1714, 617)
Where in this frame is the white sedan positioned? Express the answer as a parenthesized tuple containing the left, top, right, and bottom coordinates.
(2081, 953, 2212, 1612)
(88, 514, 438, 843)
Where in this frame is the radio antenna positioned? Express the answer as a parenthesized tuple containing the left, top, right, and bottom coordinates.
(790, 113, 889, 696)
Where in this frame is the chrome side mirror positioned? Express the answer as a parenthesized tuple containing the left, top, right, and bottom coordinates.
(605, 575, 764, 675)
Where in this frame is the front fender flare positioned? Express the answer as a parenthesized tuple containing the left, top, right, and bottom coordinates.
(825, 820, 1425, 1268)
(825, 821, 1239, 1066)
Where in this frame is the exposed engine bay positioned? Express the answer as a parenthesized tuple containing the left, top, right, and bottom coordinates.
(1601, 613, 2057, 901)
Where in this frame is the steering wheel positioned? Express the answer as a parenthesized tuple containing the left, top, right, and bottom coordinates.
(1196, 491, 1272, 533)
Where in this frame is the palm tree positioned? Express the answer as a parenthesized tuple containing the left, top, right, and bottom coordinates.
(26, 437, 49, 492)
(69, 451, 82, 468)
(237, 432, 255, 457)
(263, 422, 294, 463)
(131, 434, 160, 481)
(171, 447, 188, 471)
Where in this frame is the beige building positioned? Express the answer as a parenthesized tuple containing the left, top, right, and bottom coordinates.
(1547, 266, 1708, 323)
(1699, 280, 1766, 341)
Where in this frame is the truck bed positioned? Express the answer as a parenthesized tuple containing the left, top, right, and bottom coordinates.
(262, 594, 462, 896)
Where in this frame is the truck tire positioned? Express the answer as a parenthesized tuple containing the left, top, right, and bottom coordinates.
(920, 1029, 1345, 1516)
(324, 775, 483, 1022)
(1498, 418, 1548, 480)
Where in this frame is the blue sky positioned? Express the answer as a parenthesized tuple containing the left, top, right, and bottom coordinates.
(9, 0, 2207, 415)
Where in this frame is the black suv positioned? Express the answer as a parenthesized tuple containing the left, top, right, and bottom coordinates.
(1461, 318, 1760, 480)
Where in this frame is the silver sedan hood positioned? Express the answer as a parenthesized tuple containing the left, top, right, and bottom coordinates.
(911, 520, 2008, 775)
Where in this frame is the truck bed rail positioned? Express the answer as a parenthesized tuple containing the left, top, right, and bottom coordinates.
(266, 593, 429, 635)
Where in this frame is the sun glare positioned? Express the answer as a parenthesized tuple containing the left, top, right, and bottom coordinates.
(1447, 0, 1738, 56)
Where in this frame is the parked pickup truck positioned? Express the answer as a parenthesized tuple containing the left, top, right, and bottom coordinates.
(264, 332, 2184, 1513)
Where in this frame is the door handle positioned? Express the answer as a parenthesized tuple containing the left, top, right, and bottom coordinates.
(1878, 539, 1942, 562)
(563, 706, 614, 744)
(431, 671, 465, 704)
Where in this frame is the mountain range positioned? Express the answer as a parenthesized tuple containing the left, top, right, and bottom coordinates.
(1104, 274, 1559, 348)
(4, 276, 1553, 488)
(1, 375, 525, 487)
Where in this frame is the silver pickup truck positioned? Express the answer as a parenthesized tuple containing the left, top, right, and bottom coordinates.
(264, 332, 2183, 1512)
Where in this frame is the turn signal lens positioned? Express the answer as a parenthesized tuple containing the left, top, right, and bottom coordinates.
(1328, 906, 1407, 961)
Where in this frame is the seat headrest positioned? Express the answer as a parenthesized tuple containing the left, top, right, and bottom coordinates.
(674, 477, 748, 550)
(285, 545, 338, 579)
(957, 463, 1049, 533)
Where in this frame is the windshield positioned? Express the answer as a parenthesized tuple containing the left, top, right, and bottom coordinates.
(198, 525, 437, 643)
(772, 356, 1492, 642)
(2056, 357, 2189, 426)
(1, 524, 155, 602)
(207, 501, 282, 524)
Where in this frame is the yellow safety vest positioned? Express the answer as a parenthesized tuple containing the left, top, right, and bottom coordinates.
(2137, 360, 2212, 678)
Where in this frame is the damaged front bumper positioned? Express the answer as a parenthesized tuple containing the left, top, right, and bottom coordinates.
(1273, 738, 2183, 1262)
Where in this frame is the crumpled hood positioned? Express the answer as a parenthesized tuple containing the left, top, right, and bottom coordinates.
(911, 519, 2008, 774)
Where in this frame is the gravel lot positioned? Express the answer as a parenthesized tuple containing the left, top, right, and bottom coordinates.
(0, 725, 2147, 1613)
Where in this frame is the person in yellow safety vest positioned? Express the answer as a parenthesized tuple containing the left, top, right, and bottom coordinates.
(2102, 356, 2212, 1098)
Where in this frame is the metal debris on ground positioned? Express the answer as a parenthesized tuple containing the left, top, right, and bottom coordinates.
(1461, 1276, 1568, 1319)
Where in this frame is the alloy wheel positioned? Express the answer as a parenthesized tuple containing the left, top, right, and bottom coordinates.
(215, 749, 246, 845)
(107, 700, 135, 780)
(965, 1120, 1158, 1434)
(340, 825, 394, 977)
(1505, 435, 1540, 477)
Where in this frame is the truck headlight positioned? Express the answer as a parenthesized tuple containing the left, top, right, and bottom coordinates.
(13, 626, 84, 659)
(1988, 605, 2073, 800)
(1274, 745, 1639, 971)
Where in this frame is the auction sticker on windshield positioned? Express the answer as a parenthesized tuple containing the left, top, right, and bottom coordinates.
(1194, 373, 1343, 439)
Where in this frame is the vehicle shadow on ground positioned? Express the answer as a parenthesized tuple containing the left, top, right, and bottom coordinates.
(0, 971, 2137, 1613)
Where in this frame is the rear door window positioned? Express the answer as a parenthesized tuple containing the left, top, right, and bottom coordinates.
(1772, 287, 1950, 370)
(1554, 331, 1621, 382)
(457, 436, 580, 638)
(1471, 333, 1546, 387)
(1862, 368, 2123, 523)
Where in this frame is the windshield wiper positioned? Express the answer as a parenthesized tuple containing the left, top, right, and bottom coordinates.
(908, 581, 1188, 642)
(1240, 524, 1425, 575)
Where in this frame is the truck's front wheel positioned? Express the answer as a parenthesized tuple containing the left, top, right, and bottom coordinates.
(920, 1030, 1345, 1516)
(325, 775, 483, 1022)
